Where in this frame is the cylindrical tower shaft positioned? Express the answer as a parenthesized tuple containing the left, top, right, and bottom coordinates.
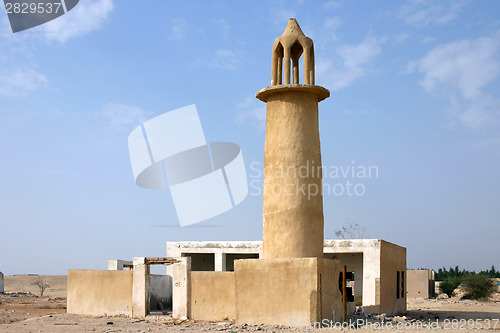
(263, 91, 324, 258)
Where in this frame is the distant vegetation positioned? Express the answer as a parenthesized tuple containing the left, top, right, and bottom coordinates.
(435, 265, 500, 280)
(440, 277, 462, 297)
(462, 274, 497, 300)
(434, 265, 498, 300)
(334, 221, 368, 239)
(32, 279, 50, 296)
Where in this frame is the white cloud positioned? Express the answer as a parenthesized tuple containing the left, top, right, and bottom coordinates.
(410, 34, 500, 129)
(396, 33, 410, 43)
(98, 103, 153, 131)
(0, 68, 48, 98)
(0, 1, 113, 100)
(471, 136, 500, 150)
(192, 48, 244, 71)
(399, 0, 464, 26)
(172, 18, 186, 40)
(35, 0, 114, 43)
(323, 1, 342, 9)
(338, 36, 383, 68)
(317, 35, 385, 90)
(314, 16, 342, 43)
(235, 97, 266, 131)
(214, 19, 230, 42)
(209, 49, 242, 71)
(417, 37, 500, 99)
(273, 9, 297, 26)
(421, 36, 436, 44)
(323, 17, 342, 31)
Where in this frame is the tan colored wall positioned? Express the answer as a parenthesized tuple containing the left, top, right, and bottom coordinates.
(379, 241, 406, 315)
(67, 270, 133, 316)
(317, 258, 343, 323)
(407, 270, 433, 298)
(190, 272, 236, 321)
(234, 258, 341, 326)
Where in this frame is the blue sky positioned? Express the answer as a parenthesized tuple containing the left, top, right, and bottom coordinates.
(1, 0, 499, 275)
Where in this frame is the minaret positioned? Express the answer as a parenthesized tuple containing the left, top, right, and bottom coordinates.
(234, 20, 341, 325)
(257, 18, 330, 259)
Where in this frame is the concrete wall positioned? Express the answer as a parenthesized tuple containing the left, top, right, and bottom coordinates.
(108, 260, 133, 270)
(0, 271, 3, 293)
(324, 252, 363, 305)
(67, 270, 133, 316)
(317, 258, 344, 323)
(172, 257, 191, 318)
(226, 254, 259, 271)
(182, 253, 214, 271)
(234, 258, 341, 326)
(435, 281, 441, 295)
(168, 239, 406, 317)
(380, 241, 406, 315)
(430, 270, 436, 297)
(150, 274, 171, 311)
(190, 272, 236, 321)
(167, 241, 263, 273)
(407, 270, 434, 299)
(323, 239, 381, 309)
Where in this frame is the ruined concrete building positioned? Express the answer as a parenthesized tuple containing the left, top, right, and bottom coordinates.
(406, 269, 435, 299)
(166, 239, 406, 317)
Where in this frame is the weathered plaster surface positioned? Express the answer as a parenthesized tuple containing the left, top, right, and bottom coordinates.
(406, 269, 435, 299)
(234, 258, 341, 325)
(67, 270, 133, 316)
(190, 272, 236, 321)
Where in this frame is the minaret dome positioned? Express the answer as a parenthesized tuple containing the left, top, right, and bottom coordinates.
(271, 18, 315, 86)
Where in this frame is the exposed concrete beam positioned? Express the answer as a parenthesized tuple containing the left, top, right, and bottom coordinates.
(145, 257, 181, 265)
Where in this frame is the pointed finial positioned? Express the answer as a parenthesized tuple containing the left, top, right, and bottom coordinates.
(281, 18, 305, 37)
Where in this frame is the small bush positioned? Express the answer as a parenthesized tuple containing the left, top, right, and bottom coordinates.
(462, 274, 496, 300)
(32, 279, 50, 296)
(440, 277, 462, 297)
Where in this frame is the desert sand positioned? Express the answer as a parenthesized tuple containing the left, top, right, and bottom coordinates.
(1, 275, 499, 332)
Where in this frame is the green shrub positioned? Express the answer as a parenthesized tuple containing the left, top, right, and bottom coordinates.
(440, 277, 462, 297)
(462, 274, 496, 300)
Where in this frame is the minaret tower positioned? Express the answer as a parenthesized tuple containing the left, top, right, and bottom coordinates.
(257, 18, 330, 259)
(234, 19, 340, 325)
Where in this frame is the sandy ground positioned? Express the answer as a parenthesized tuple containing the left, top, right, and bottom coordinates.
(1, 275, 500, 332)
(3, 275, 67, 298)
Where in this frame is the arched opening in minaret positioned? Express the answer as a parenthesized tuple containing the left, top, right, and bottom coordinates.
(290, 41, 304, 84)
(273, 42, 284, 85)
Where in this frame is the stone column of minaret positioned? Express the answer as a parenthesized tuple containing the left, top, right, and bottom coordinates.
(257, 18, 330, 259)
